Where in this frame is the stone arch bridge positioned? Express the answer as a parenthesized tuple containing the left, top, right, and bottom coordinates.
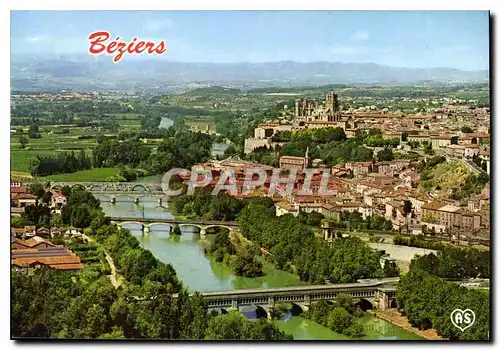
(178, 278, 399, 318)
(110, 217, 239, 235)
(49, 181, 165, 195)
(47, 181, 166, 204)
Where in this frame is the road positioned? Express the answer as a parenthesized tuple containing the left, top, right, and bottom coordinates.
(104, 252, 122, 289)
(82, 233, 122, 289)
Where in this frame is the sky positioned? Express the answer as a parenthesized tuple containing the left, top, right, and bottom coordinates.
(11, 11, 490, 70)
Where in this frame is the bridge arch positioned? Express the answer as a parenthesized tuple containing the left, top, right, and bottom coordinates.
(356, 298, 374, 311)
(209, 308, 229, 316)
(204, 225, 233, 232)
(71, 183, 87, 191)
(255, 305, 269, 319)
(118, 221, 144, 228)
(290, 303, 306, 315)
(147, 222, 174, 231)
(131, 184, 148, 192)
(178, 224, 203, 232)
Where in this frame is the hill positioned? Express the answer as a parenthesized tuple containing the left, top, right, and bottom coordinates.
(11, 55, 489, 92)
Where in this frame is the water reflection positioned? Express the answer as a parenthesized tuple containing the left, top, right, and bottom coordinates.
(159, 117, 174, 129)
(211, 143, 229, 157)
(95, 194, 175, 220)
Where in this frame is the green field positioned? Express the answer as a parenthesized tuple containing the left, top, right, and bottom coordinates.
(39, 168, 120, 182)
(10, 114, 144, 173)
(11, 149, 60, 172)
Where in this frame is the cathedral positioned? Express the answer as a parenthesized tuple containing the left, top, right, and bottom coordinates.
(294, 91, 341, 125)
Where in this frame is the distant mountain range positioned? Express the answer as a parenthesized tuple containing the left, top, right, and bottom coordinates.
(11, 55, 489, 92)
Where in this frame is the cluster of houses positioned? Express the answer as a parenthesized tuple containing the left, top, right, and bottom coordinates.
(190, 155, 488, 241)
(11, 226, 80, 239)
(237, 93, 490, 241)
(11, 178, 67, 215)
(11, 236, 83, 271)
(11, 178, 84, 272)
(244, 91, 491, 175)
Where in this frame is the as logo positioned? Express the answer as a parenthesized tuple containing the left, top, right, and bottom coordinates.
(451, 309, 475, 332)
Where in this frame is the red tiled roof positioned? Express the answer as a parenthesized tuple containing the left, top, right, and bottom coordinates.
(422, 200, 448, 211)
(20, 237, 55, 248)
(11, 186, 27, 194)
(12, 254, 81, 266)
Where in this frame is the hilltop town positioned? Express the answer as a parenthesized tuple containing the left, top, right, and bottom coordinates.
(214, 90, 491, 242)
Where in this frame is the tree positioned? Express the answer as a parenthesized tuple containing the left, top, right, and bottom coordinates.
(70, 204, 92, 228)
(28, 124, 41, 139)
(377, 148, 394, 161)
(383, 261, 401, 278)
(231, 249, 263, 277)
(18, 135, 28, 148)
(461, 126, 473, 133)
(23, 204, 50, 227)
(397, 268, 489, 340)
(224, 145, 238, 156)
(327, 307, 354, 333)
(28, 183, 46, 198)
(268, 304, 286, 320)
(343, 321, 364, 338)
(334, 294, 356, 314)
(204, 310, 291, 340)
(172, 224, 181, 235)
(402, 200, 413, 234)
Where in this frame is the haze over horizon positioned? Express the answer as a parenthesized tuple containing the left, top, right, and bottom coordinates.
(11, 11, 490, 71)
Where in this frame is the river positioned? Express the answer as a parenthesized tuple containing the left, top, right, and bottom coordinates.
(159, 117, 174, 129)
(94, 193, 422, 340)
(158, 116, 229, 157)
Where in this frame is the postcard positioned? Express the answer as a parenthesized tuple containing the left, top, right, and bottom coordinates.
(10, 10, 491, 342)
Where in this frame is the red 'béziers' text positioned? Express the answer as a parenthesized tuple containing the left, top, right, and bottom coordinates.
(88, 31, 167, 63)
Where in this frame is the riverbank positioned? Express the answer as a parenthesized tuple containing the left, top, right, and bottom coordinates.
(371, 309, 443, 340)
(96, 198, 423, 340)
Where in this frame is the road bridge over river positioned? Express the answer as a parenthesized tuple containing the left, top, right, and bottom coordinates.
(175, 278, 399, 317)
(47, 181, 167, 204)
(110, 216, 239, 235)
(49, 181, 164, 193)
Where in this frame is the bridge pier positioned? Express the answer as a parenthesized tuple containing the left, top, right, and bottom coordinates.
(140, 224, 149, 234)
(375, 290, 396, 311)
(267, 297, 275, 319)
(199, 228, 206, 237)
(304, 294, 311, 308)
(157, 198, 162, 206)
